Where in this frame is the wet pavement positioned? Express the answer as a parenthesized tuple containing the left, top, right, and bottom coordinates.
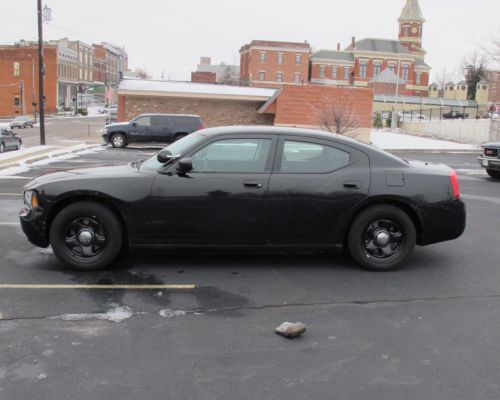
(1, 147, 500, 399)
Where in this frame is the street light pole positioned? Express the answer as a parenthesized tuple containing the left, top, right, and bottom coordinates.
(37, 0, 46, 145)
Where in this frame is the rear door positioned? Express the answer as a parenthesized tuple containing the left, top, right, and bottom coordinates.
(267, 136, 371, 245)
(151, 115, 172, 143)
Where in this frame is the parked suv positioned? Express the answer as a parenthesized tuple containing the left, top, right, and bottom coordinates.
(443, 111, 468, 120)
(102, 114, 205, 148)
(478, 142, 500, 179)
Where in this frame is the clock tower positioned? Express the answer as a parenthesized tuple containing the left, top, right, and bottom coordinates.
(398, 0, 426, 59)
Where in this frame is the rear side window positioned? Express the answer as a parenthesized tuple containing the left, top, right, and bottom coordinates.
(170, 116, 199, 129)
(280, 140, 350, 173)
(151, 116, 169, 126)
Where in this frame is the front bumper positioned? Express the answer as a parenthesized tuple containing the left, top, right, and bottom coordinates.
(102, 133, 111, 144)
(478, 156, 500, 171)
(19, 207, 49, 248)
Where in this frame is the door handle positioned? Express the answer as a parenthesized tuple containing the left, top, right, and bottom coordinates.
(244, 181, 263, 189)
(343, 181, 362, 189)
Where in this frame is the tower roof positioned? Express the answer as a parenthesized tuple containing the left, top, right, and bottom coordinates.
(398, 0, 425, 22)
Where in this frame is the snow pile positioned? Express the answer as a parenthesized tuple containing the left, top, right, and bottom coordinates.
(371, 130, 479, 151)
(52, 305, 134, 323)
(0, 146, 55, 162)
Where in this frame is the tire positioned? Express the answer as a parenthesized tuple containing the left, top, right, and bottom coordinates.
(0, 142, 4, 153)
(174, 133, 187, 142)
(49, 201, 123, 270)
(16, 140, 21, 150)
(110, 133, 127, 148)
(347, 205, 416, 272)
(486, 169, 500, 179)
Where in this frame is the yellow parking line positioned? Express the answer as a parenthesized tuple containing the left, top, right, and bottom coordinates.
(0, 284, 196, 290)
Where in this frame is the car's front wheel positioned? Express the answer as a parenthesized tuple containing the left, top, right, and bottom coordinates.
(110, 133, 127, 148)
(0, 142, 5, 153)
(16, 140, 21, 150)
(49, 202, 123, 270)
(348, 205, 416, 271)
(486, 169, 500, 179)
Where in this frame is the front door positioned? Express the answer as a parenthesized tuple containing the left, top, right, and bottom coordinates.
(128, 116, 153, 143)
(147, 135, 277, 245)
(267, 137, 371, 245)
(150, 115, 172, 143)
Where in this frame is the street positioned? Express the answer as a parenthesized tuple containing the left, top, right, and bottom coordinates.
(1, 147, 500, 399)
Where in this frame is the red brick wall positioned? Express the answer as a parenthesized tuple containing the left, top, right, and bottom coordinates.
(93, 45, 106, 83)
(274, 85, 373, 129)
(191, 71, 216, 84)
(119, 95, 274, 127)
(0, 45, 57, 116)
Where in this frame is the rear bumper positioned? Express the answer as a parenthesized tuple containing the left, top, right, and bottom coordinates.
(418, 199, 466, 246)
(478, 156, 500, 171)
(19, 207, 49, 248)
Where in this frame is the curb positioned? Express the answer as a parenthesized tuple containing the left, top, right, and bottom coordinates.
(0, 144, 103, 171)
(386, 149, 480, 154)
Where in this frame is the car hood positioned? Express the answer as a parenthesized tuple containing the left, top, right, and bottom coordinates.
(483, 142, 500, 148)
(25, 164, 143, 189)
(105, 122, 128, 129)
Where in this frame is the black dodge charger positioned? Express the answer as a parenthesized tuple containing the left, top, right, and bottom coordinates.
(20, 126, 466, 271)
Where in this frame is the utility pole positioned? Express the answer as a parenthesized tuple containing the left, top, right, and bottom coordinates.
(37, 0, 46, 145)
(391, 52, 402, 129)
(20, 80, 26, 115)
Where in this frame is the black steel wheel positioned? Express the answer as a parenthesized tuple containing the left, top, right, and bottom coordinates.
(50, 202, 123, 270)
(111, 133, 127, 148)
(348, 205, 416, 271)
(486, 169, 500, 179)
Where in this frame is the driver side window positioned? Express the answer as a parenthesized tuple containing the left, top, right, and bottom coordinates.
(135, 116, 151, 127)
(191, 138, 272, 173)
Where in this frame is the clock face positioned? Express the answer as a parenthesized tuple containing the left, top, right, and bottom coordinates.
(411, 27, 418, 34)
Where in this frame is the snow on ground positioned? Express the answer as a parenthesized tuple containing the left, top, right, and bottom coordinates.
(0, 146, 54, 162)
(371, 130, 479, 150)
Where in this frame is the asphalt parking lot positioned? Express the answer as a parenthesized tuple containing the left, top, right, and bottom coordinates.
(1, 146, 500, 399)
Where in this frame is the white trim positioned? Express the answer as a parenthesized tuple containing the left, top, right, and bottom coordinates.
(311, 59, 355, 66)
(118, 90, 271, 101)
(248, 45, 310, 53)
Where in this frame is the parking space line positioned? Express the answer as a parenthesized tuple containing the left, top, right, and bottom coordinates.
(0, 193, 21, 196)
(0, 222, 18, 226)
(0, 284, 196, 289)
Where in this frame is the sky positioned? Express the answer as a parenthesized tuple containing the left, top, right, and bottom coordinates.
(1, 0, 499, 82)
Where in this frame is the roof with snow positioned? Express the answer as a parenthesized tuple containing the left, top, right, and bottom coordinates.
(398, 0, 425, 22)
(311, 50, 355, 62)
(118, 79, 277, 101)
(346, 38, 411, 54)
(374, 94, 477, 107)
(369, 69, 406, 84)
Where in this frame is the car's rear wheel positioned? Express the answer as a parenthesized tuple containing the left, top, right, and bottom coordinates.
(174, 133, 187, 142)
(111, 133, 127, 148)
(486, 169, 500, 179)
(49, 202, 123, 270)
(16, 140, 21, 150)
(348, 205, 416, 271)
(0, 143, 5, 153)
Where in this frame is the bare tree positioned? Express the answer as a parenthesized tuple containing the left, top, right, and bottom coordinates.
(314, 91, 361, 137)
(480, 31, 500, 65)
(133, 68, 151, 80)
(434, 68, 454, 97)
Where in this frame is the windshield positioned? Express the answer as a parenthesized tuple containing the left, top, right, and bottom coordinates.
(139, 132, 206, 171)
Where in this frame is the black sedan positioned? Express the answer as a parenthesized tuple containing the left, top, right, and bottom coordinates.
(0, 128, 22, 153)
(20, 126, 466, 271)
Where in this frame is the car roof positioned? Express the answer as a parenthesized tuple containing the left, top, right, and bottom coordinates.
(138, 113, 201, 118)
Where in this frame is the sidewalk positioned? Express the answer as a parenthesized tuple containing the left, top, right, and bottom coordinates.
(371, 129, 480, 152)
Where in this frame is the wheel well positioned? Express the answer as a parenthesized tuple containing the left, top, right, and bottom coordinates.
(46, 195, 129, 246)
(174, 132, 188, 138)
(344, 199, 423, 245)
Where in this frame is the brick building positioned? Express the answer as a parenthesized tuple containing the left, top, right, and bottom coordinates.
(239, 40, 311, 87)
(93, 45, 107, 84)
(191, 71, 217, 84)
(486, 69, 500, 103)
(0, 44, 58, 116)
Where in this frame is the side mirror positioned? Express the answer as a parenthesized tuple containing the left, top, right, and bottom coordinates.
(157, 149, 174, 164)
(177, 158, 193, 172)
(132, 122, 137, 127)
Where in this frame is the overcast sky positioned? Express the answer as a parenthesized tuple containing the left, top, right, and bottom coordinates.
(2, 0, 499, 82)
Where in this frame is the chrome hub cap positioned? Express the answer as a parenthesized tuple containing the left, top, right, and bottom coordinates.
(77, 229, 95, 246)
(374, 230, 390, 247)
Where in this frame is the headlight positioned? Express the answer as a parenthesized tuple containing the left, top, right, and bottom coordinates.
(23, 190, 38, 209)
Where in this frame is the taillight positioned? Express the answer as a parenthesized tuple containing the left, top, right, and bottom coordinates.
(449, 170, 460, 199)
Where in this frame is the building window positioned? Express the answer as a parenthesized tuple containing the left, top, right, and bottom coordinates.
(320, 65, 326, 78)
(259, 52, 266, 63)
(374, 62, 381, 76)
(276, 72, 283, 82)
(404, 26, 409, 37)
(295, 54, 301, 64)
(294, 72, 301, 83)
(259, 71, 265, 81)
(14, 96, 20, 107)
(416, 72, 421, 85)
(388, 64, 395, 73)
(344, 67, 350, 80)
(360, 61, 367, 78)
(332, 66, 338, 79)
(277, 53, 284, 64)
(402, 65, 409, 81)
(13, 62, 20, 76)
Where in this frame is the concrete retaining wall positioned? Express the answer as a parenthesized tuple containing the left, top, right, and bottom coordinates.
(401, 119, 494, 144)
